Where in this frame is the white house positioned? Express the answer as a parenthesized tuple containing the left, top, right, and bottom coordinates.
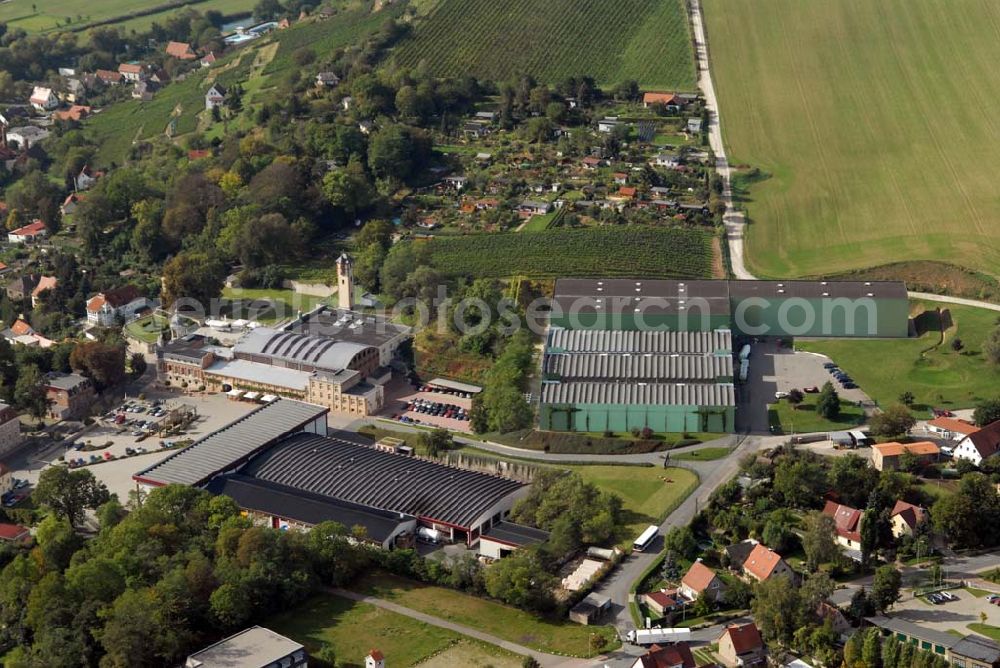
(597, 117, 621, 133)
(953, 420, 1000, 467)
(7, 220, 48, 244)
(205, 83, 227, 110)
(926, 416, 979, 441)
(653, 153, 682, 168)
(74, 165, 103, 191)
(29, 86, 58, 111)
(86, 285, 150, 327)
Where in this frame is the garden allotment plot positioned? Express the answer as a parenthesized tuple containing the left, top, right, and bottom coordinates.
(705, 0, 1000, 279)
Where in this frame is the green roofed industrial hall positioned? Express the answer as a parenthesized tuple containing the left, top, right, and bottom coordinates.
(539, 278, 909, 434)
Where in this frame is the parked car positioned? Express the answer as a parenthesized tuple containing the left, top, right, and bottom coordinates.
(804, 386, 819, 393)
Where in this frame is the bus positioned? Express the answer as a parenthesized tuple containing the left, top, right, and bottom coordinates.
(633, 525, 659, 552)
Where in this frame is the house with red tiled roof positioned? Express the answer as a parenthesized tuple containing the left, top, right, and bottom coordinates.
(581, 155, 603, 170)
(95, 69, 123, 85)
(0, 523, 30, 543)
(741, 543, 792, 582)
(86, 285, 149, 327)
(117, 62, 146, 82)
(926, 416, 979, 441)
(7, 219, 48, 244)
(643, 92, 680, 109)
(822, 500, 863, 548)
(631, 642, 696, 668)
(679, 560, 727, 603)
(717, 623, 766, 668)
(165, 41, 197, 60)
(62, 192, 85, 216)
(30, 276, 57, 307)
(643, 588, 684, 617)
(954, 420, 1000, 467)
(52, 105, 91, 122)
(871, 441, 940, 471)
(890, 500, 928, 538)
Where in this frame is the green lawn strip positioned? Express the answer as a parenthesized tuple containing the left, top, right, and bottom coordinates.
(968, 624, 1000, 642)
(767, 396, 865, 434)
(671, 447, 732, 461)
(797, 301, 1000, 409)
(350, 573, 619, 658)
(964, 587, 993, 598)
(267, 593, 472, 665)
(520, 211, 559, 232)
(124, 314, 169, 343)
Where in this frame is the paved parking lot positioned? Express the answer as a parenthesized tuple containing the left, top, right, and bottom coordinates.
(891, 586, 1000, 636)
(387, 389, 474, 433)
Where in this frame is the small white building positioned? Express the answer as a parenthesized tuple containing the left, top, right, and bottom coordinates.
(29, 86, 58, 111)
(953, 420, 1000, 466)
(205, 83, 227, 110)
(477, 521, 549, 560)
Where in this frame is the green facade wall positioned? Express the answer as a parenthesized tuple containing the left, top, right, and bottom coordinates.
(539, 403, 735, 433)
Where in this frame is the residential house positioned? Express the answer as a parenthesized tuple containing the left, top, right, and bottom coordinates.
(679, 560, 727, 603)
(62, 77, 87, 104)
(643, 92, 680, 109)
(75, 165, 103, 191)
(817, 601, 852, 641)
(653, 153, 682, 169)
(132, 80, 155, 101)
(517, 200, 551, 218)
(0, 524, 30, 543)
(150, 69, 170, 85)
(62, 192, 85, 216)
(926, 416, 979, 441)
(613, 172, 629, 185)
(187, 149, 212, 161)
(822, 500, 863, 549)
(0, 402, 22, 458)
(631, 642, 696, 668)
(166, 41, 197, 60)
(6, 126, 49, 149)
(52, 105, 91, 122)
(443, 175, 467, 190)
(686, 118, 704, 134)
(200, 52, 217, 68)
(0, 319, 54, 348)
(7, 220, 48, 244)
(205, 83, 227, 110)
(742, 543, 793, 582)
(30, 276, 57, 308)
(43, 372, 96, 420)
(724, 539, 758, 571)
(29, 86, 58, 111)
(462, 121, 490, 138)
(890, 500, 928, 538)
(949, 635, 1000, 668)
(953, 420, 1000, 467)
(315, 71, 340, 87)
(581, 155, 603, 170)
(643, 588, 684, 618)
(86, 285, 149, 326)
(615, 186, 637, 201)
(95, 69, 123, 86)
(871, 441, 940, 471)
(717, 623, 766, 668)
(184, 626, 307, 668)
(118, 62, 146, 82)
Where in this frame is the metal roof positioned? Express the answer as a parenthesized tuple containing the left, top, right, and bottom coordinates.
(206, 359, 314, 391)
(545, 352, 732, 381)
(729, 280, 907, 300)
(284, 306, 411, 349)
(865, 616, 959, 649)
(133, 399, 328, 486)
(540, 381, 735, 406)
(242, 432, 527, 529)
(951, 635, 1000, 663)
(546, 328, 732, 354)
(204, 474, 413, 543)
(235, 327, 371, 372)
(482, 521, 550, 547)
(186, 626, 302, 668)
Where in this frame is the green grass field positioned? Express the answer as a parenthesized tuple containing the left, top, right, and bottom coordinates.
(0, 0, 255, 33)
(220, 287, 328, 322)
(574, 465, 698, 547)
(671, 446, 732, 461)
(267, 593, 497, 666)
(968, 624, 1000, 642)
(422, 226, 714, 279)
(767, 397, 865, 434)
(351, 573, 619, 658)
(391, 0, 696, 89)
(124, 314, 169, 344)
(705, 0, 1000, 279)
(797, 301, 1000, 409)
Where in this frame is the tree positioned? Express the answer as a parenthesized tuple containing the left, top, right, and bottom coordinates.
(484, 550, 556, 612)
(33, 466, 112, 527)
(816, 382, 841, 420)
(773, 453, 828, 508)
(419, 429, 452, 458)
(869, 404, 916, 439)
(661, 550, 680, 581)
(13, 363, 50, 419)
(829, 454, 879, 507)
(322, 158, 376, 220)
(129, 352, 147, 379)
(367, 124, 432, 183)
(99, 588, 184, 667)
(801, 511, 838, 571)
(751, 574, 801, 647)
(787, 388, 804, 410)
(898, 391, 915, 407)
(663, 526, 697, 560)
(870, 565, 902, 613)
(950, 337, 964, 352)
(862, 627, 883, 668)
(973, 397, 1000, 427)
(933, 473, 1000, 548)
(984, 326, 1000, 366)
(848, 587, 874, 623)
(70, 341, 126, 390)
(161, 252, 225, 312)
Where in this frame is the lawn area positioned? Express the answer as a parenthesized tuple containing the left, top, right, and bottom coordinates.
(267, 593, 502, 667)
(574, 465, 698, 547)
(797, 301, 1000, 409)
(0, 0, 256, 33)
(220, 287, 328, 323)
(969, 623, 1000, 642)
(705, 0, 1000, 280)
(124, 314, 169, 344)
(350, 573, 619, 658)
(767, 396, 865, 434)
(672, 446, 732, 461)
(520, 211, 559, 232)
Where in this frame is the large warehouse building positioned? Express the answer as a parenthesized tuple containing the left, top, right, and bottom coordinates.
(134, 399, 530, 547)
(540, 329, 736, 432)
(550, 278, 909, 338)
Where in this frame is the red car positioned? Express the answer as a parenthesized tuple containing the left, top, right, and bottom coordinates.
(804, 386, 820, 393)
